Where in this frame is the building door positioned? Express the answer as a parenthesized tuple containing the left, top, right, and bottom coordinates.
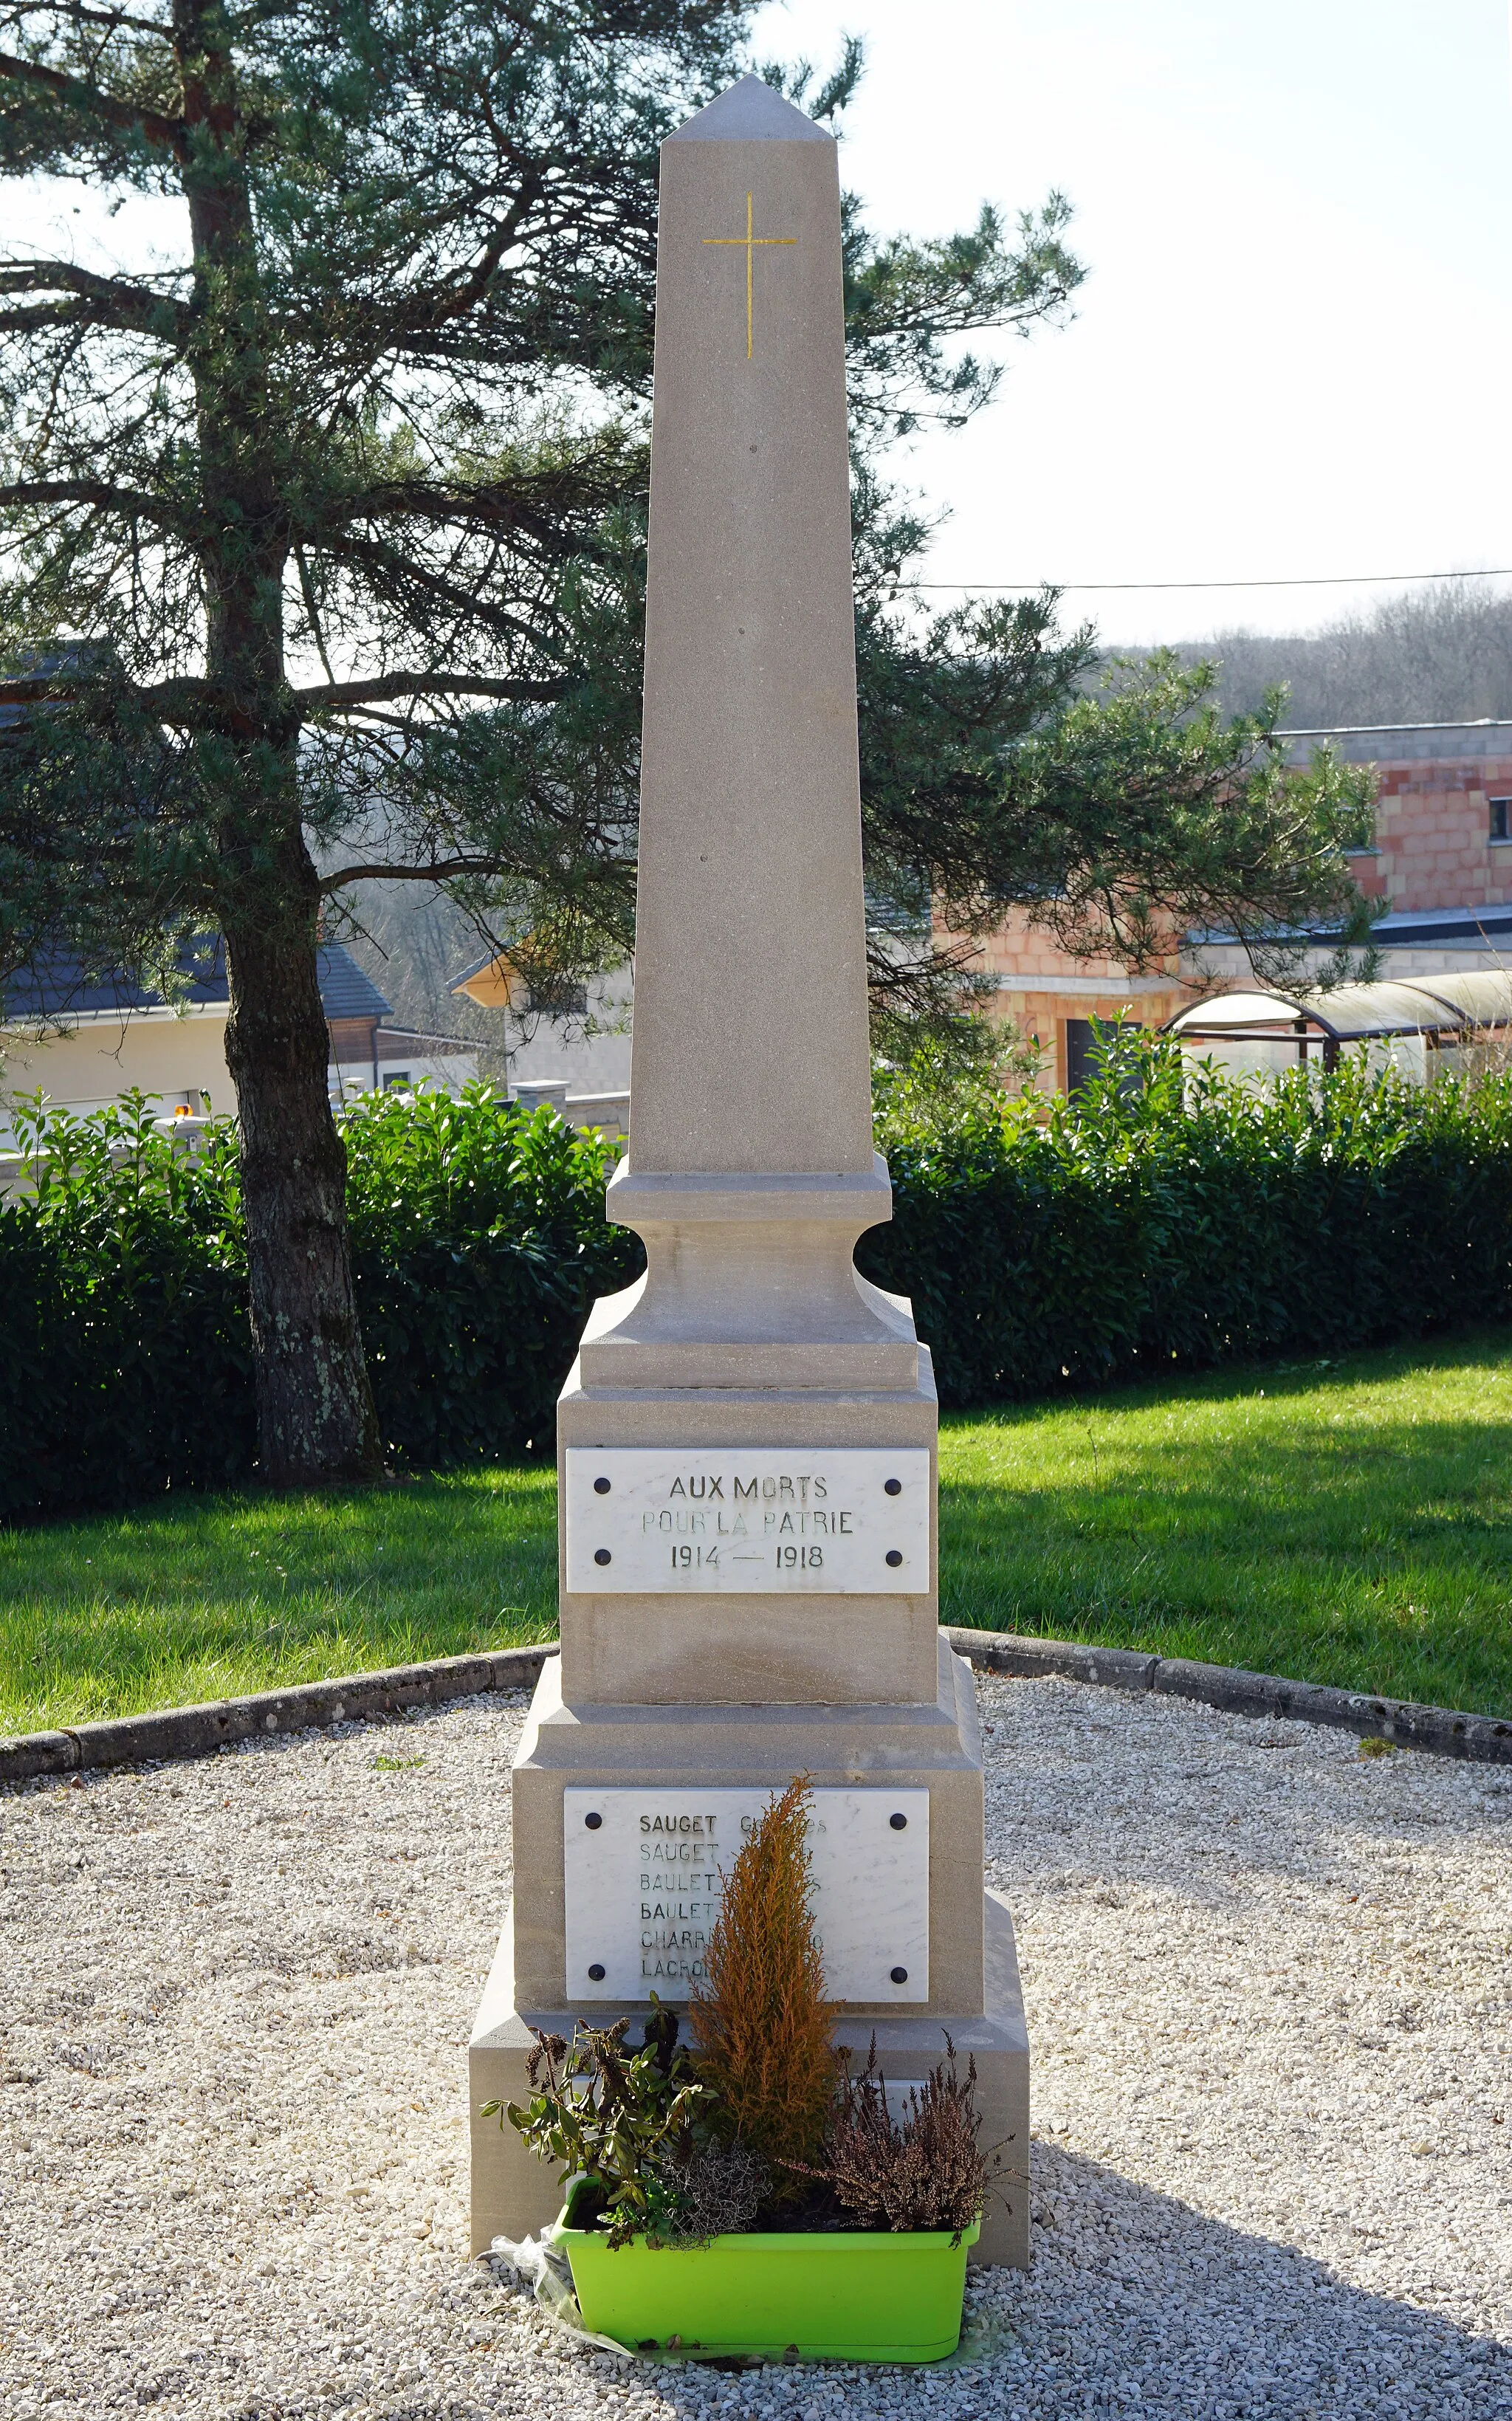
(1065, 1018, 1097, 1096)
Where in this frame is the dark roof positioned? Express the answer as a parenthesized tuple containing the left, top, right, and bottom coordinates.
(1191, 900, 1512, 952)
(1365, 903, 1512, 947)
(2, 937, 390, 1024)
(2, 935, 230, 1022)
(315, 943, 391, 1021)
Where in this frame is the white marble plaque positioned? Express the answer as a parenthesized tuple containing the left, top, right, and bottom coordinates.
(563, 1786, 929, 2003)
(563, 1448, 930, 1595)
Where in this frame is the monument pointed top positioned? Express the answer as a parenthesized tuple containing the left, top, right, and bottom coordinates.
(667, 72, 831, 145)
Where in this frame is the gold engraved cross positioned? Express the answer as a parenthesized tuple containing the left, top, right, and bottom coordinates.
(702, 192, 797, 359)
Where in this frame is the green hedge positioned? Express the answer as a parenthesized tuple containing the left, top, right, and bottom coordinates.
(861, 1029, 1512, 1404)
(0, 1088, 639, 1521)
(3, 1034, 1512, 1519)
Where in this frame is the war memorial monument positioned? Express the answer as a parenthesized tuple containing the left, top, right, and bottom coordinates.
(468, 72, 1030, 2270)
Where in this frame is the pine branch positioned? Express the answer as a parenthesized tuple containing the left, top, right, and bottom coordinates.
(0, 44, 187, 154)
(320, 852, 546, 892)
(0, 475, 189, 528)
(315, 530, 570, 655)
(295, 670, 568, 710)
(310, 481, 615, 571)
(386, 176, 542, 334)
(16, 3, 176, 36)
(0, 258, 189, 339)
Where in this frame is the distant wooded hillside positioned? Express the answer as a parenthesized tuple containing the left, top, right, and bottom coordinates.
(1146, 580, 1512, 728)
(335, 882, 509, 1076)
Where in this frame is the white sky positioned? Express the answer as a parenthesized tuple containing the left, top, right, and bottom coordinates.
(13, 2, 1512, 651)
(750, 0, 1512, 643)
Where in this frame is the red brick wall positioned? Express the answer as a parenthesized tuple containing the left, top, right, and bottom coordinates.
(1359, 753, 1512, 913)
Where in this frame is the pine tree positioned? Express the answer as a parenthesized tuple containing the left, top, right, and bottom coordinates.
(0, 3, 1369, 1480)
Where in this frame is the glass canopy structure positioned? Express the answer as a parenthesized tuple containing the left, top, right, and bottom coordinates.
(1162, 971, 1512, 1077)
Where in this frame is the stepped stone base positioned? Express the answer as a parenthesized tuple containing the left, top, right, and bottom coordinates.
(508, 1639, 988, 2018)
(467, 1887, 1031, 2270)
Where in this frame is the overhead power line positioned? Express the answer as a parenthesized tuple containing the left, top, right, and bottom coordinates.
(904, 566, 1512, 594)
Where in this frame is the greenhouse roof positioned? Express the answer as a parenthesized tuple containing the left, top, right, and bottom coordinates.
(1164, 970, 1512, 1044)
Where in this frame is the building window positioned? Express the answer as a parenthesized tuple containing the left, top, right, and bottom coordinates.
(1065, 1016, 1147, 1099)
(382, 1069, 412, 1089)
(1491, 798, 1511, 842)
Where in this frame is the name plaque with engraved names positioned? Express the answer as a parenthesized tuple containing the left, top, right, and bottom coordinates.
(563, 1447, 930, 1594)
(562, 1787, 929, 2003)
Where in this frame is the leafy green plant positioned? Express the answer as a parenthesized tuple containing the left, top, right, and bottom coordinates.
(489, 2009, 714, 2250)
(341, 1084, 639, 1466)
(0, 1085, 639, 1519)
(864, 1026, 1512, 1407)
(0, 1091, 253, 1520)
(689, 1779, 836, 2190)
(496, 1809, 1000, 2247)
(9, 1040, 1512, 1521)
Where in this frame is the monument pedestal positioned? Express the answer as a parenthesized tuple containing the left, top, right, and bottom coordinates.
(471, 1574, 1031, 2266)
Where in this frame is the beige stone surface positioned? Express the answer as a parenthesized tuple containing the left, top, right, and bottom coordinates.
(507, 1644, 987, 2021)
(556, 1352, 941, 1706)
(560, 1593, 936, 1710)
(475, 77, 1020, 2281)
(580, 1169, 919, 1390)
(629, 78, 870, 1178)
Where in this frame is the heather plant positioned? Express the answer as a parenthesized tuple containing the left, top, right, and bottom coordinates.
(689, 1779, 837, 2189)
(800, 2036, 997, 2239)
(495, 1804, 1004, 2247)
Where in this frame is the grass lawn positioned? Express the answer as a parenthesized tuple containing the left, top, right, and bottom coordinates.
(0, 1466, 560, 1735)
(940, 1328, 1512, 1718)
(1, 1329, 1509, 1731)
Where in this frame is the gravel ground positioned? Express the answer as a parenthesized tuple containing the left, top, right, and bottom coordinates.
(3, 1672, 1511, 2420)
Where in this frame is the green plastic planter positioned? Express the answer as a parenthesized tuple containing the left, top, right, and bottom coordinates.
(556, 2219, 979, 2363)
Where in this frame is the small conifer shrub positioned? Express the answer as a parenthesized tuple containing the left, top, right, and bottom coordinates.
(491, 1797, 1000, 2246)
(689, 1778, 836, 2188)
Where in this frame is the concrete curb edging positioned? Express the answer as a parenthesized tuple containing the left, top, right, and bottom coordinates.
(0, 1644, 557, 1785)
(2, 1630, 1509, 1785)
(944, 1629, 1512, 1766)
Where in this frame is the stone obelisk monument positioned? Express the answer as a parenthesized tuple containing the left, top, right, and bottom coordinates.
(469, 75, 1029, 2268)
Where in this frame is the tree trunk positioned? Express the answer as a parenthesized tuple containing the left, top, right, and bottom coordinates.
(223, 867, 380, 1486)
(171, 0, 379, 1485)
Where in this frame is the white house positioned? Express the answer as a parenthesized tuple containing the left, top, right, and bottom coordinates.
(0, 938, 481, 1139)
(450, 952, 631, 1136)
